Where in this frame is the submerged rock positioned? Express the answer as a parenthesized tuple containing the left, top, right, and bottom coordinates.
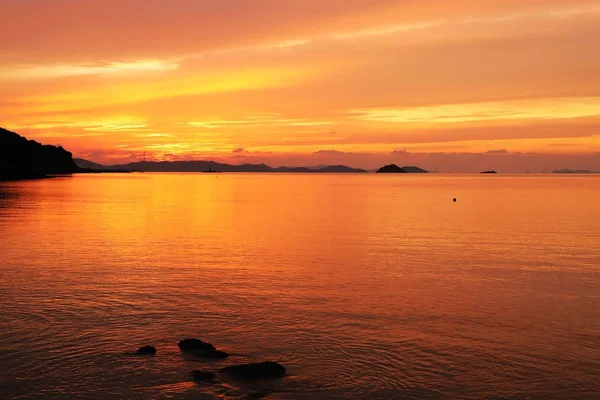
(197, 349, 229, 358)
(219, 361, 286, 379)
(136, 345, 157, 355)
(192, 370, 217, 383)
(178, 338, 216, 351)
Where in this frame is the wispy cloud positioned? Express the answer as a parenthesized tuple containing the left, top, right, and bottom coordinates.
(1, 60, 179, 80)
(28, 132, 104, 138)
(214, 39, 311, 55)
(180, 116, 334, 129)
(331, 21, 440, 40)
(13, 67, 317, 113)
(12, 119, 148, 132)
(84, 124, 148, 132)
(133, 133, 172, 137)
(352, 98, 600, 124)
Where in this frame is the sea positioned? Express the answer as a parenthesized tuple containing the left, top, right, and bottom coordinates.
(0, 173, 598, 399)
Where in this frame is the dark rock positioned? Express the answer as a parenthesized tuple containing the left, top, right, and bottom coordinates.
(178, 338, 216, 351)
(376, 164, 406, 173)
(191, 370, 217, 383)
(197, 349, 229, 358)
(136, 345, 157, 355)
(219, 361, 286, 379)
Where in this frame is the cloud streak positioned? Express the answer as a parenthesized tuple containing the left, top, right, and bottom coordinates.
(352, 98, 600, 124)
(1, 60, 179, 80)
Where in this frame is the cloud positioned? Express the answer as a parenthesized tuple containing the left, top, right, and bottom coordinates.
(1, 60, 180, 80)
(486, 149, 509, 154)
(314, 149, 372, 156)
(74, 147, 140, 164)
(8, 66, 317, 114)
(2, 0, 600, 170)
(3, 0, 597, 64)
(232, 148, 245, 153)
(10, 120, 147, 132)
(181, 117, 334, 129)
(352, 97, 600, 124)
(331, 21, 440, 40)
(27, 132, 104, 138)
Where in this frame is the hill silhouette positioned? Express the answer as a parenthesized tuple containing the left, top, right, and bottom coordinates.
(74, 159, 368, 173)
(552, 169, 598, 174)
(73, 158, 107, 170)
(401, 166, 429, 173)
(1, 127, 80, 180)
(1, 126, 426, 179)
(376, 164, 406, 173)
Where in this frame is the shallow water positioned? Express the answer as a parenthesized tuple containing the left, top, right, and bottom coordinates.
(0, 173, 599, 399)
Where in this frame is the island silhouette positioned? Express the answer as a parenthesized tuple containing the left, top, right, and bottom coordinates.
(2, 127, 430, 179)
(73, 159, 370, 173)
(376, 164, 406, 173)
(1, 127, 80, 180)
(375, 164, 429, 173)
(375, 164, 429, 174)
(0, 127, 130, 180)
(552, 169, 599, 174)
(202, 162, 222, 173)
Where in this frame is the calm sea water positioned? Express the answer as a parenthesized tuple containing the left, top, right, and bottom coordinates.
(0, 173, 598, 399)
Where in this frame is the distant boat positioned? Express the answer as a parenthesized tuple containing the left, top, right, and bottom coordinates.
(480, 170, 497, 174)
(203, 164, 222, 173)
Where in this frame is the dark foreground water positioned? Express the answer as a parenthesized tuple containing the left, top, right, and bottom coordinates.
(0, 173, 599, 399)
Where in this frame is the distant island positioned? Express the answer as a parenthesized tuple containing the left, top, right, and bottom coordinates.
(480, 170, 498, 174)
(202, 163, 222, 173)
(2, 126, 432, 179)
(552, 169, 599, 174)
(401, 166, 429, 173)
(374, 164, 428, 173)
(72, 158, 107, 170)
(376, 164, 405, 173)
(1, 127, 81, 180)
(74, 159, 369, 173)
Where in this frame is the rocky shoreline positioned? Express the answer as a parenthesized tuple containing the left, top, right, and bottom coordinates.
(133, 338, 286, 385)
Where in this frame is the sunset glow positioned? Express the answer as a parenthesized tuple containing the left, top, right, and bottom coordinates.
(1, 0, 599, 171)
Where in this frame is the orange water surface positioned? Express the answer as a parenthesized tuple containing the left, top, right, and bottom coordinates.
(0, 173, 599, 399)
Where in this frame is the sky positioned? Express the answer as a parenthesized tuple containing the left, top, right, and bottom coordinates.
(1, 0, 600, 172)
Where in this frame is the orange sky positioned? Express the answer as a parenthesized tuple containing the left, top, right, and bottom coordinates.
(1, 0, 600, 171)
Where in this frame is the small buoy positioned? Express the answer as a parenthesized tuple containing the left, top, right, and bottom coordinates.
(453, 198, 457, 202)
